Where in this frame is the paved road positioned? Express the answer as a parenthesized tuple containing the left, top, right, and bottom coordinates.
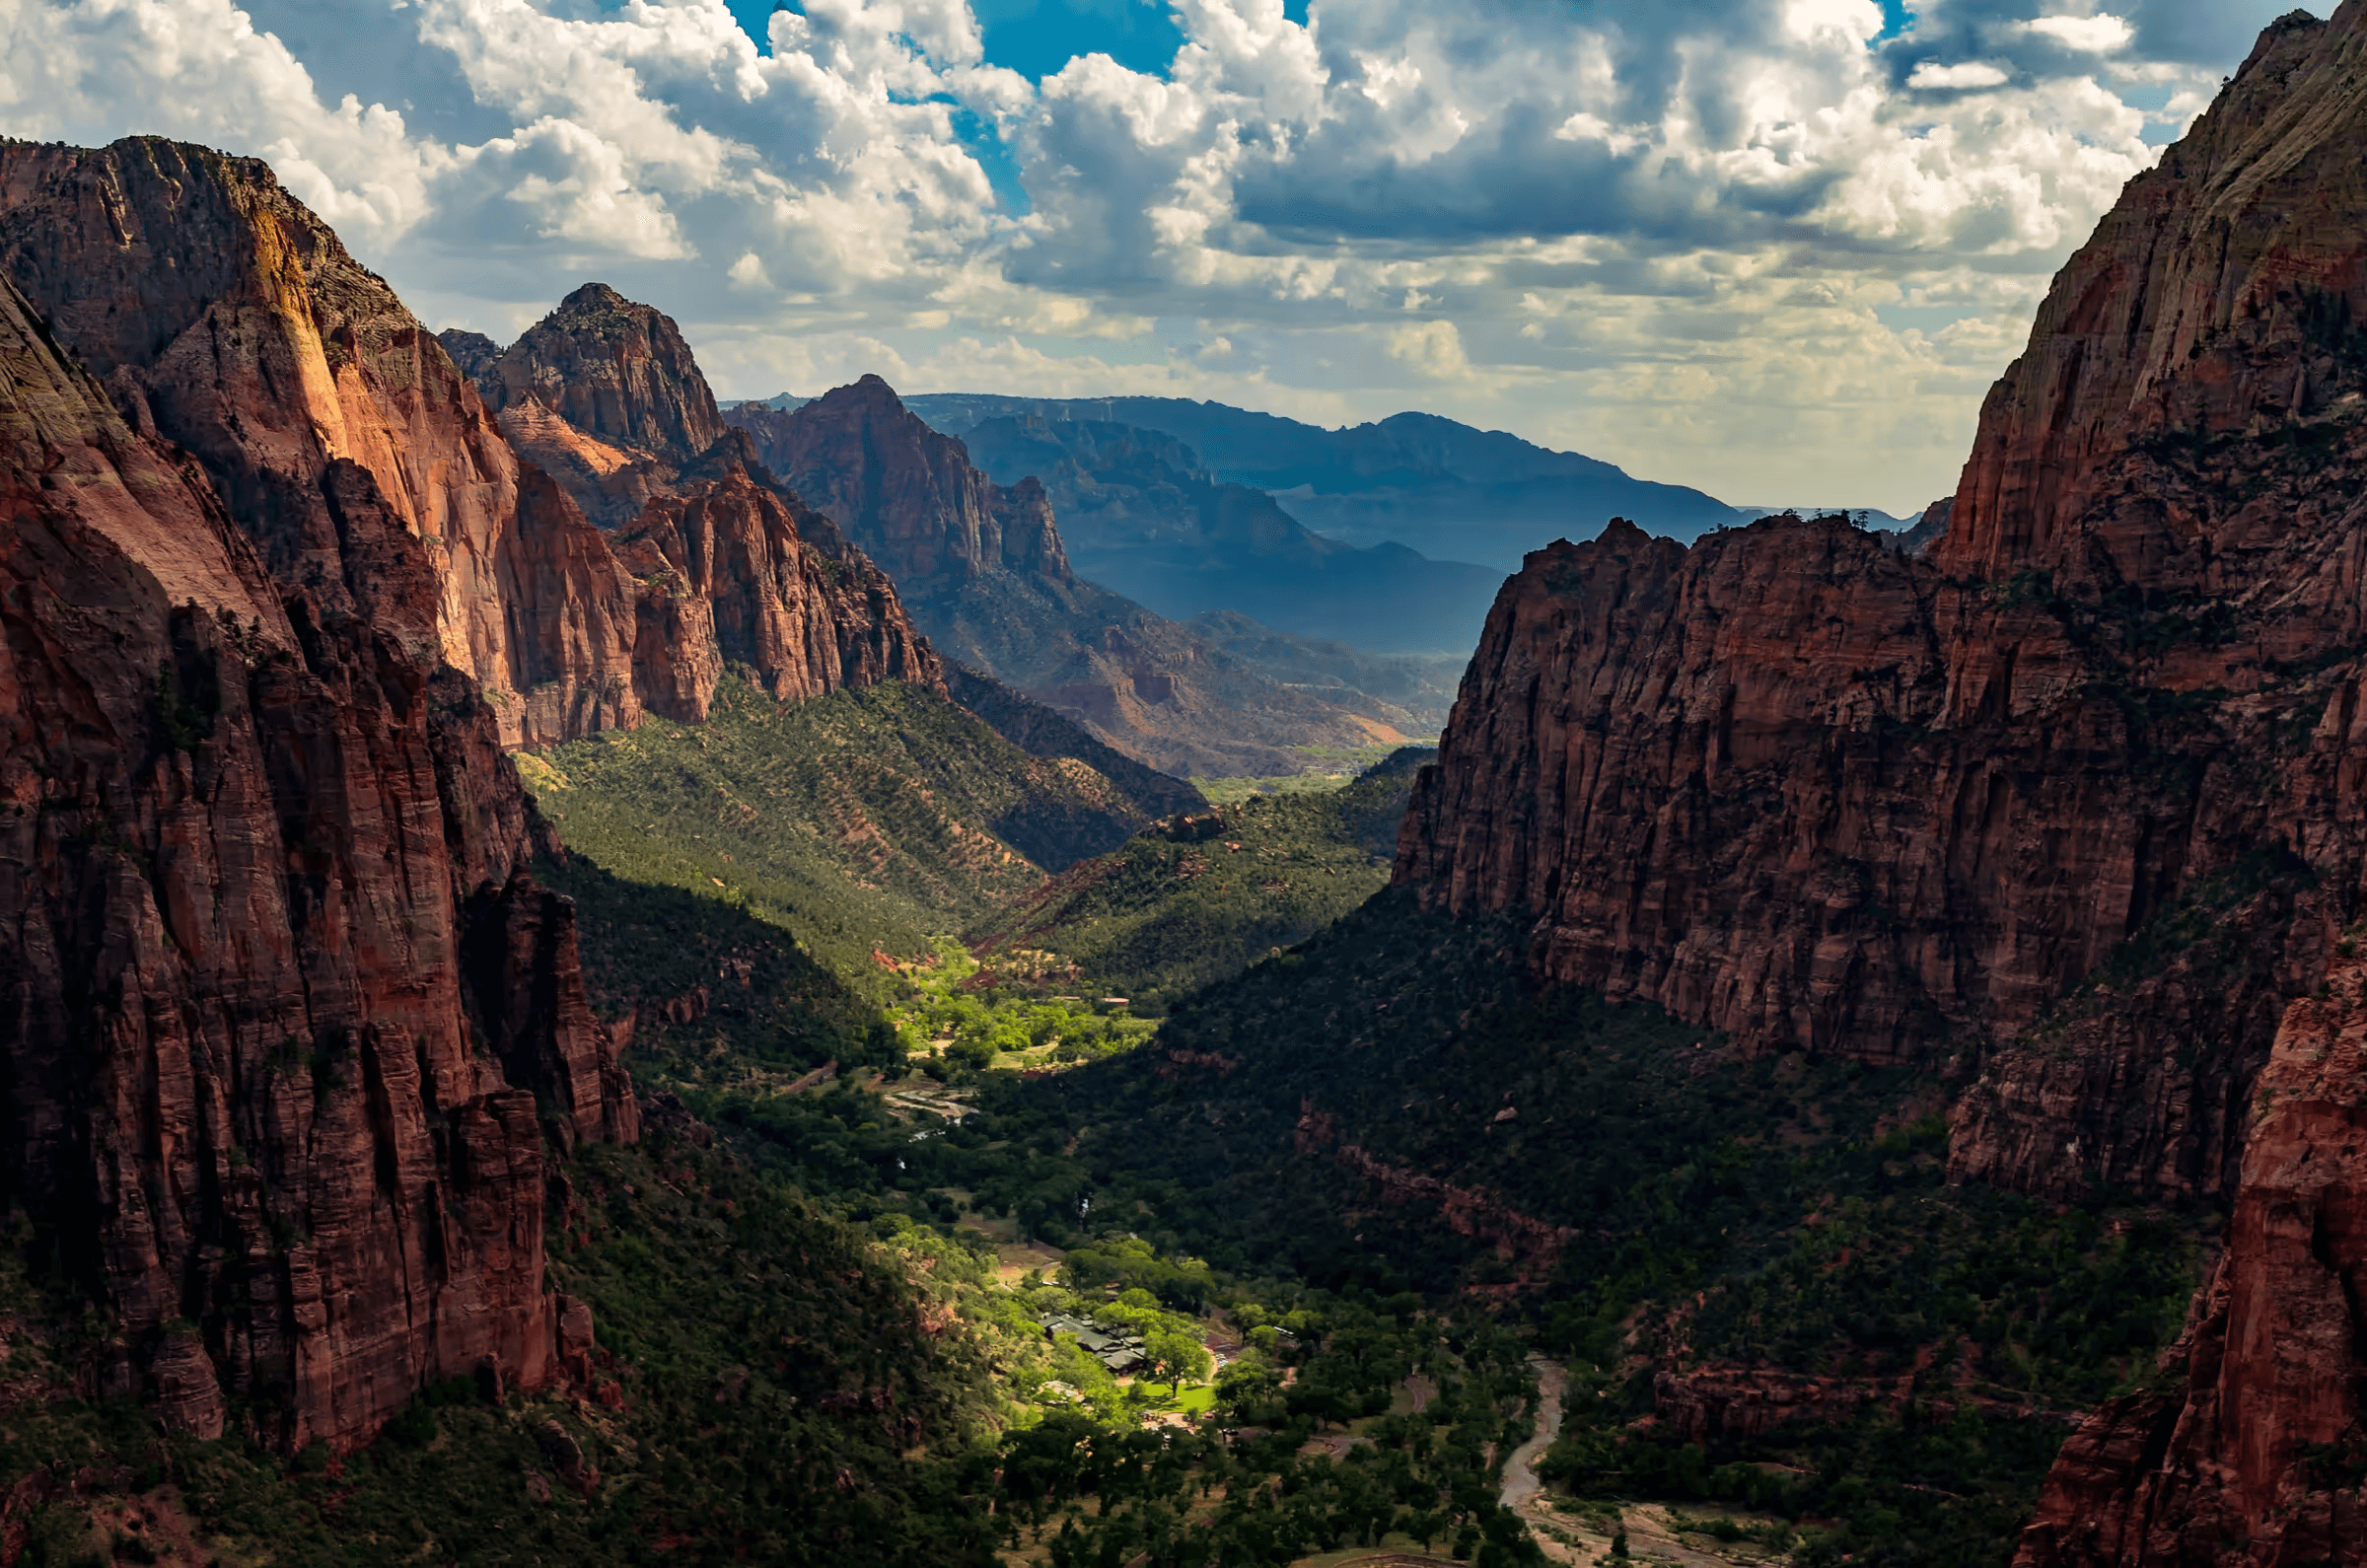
(1500, 1354, 1566, 1515)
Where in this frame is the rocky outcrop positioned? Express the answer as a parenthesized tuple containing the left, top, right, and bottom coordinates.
(1649, 1368, 1884, 1445)
(467, 282, 727, 462)
(611, 453, 937, 712)
(737, 376, 1070, 591)
(0, 253, 631, 1454)
(0, 140, 932, 752)
(0, 137, 570, 736)
(2015, 949, 2367, 1566)
(436, 328, 502, 387)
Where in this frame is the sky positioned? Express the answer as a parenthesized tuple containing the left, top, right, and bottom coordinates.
(0, 0, 2314, 513)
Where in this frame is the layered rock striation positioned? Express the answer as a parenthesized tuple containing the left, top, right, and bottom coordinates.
(0, 249, 633, 1454)
(0, 138, 932, 753)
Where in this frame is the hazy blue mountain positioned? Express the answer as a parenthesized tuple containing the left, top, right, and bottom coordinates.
(938, 409, 1505, 656)
(902, 393, 1743, 571)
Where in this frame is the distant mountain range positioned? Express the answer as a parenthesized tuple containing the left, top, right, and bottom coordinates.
(927, 408, 1504, 656)
(901, 394, 1744, 573)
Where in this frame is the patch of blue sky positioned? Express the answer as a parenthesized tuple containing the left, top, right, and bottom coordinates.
(2114, 82, 2190, 147)
(730, 0, 1185, 79)
(949, 102, 1035, 214)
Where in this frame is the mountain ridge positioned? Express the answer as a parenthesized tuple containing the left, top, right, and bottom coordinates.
(902, 391, 1742, 571)
(948, 408, 1505, 655)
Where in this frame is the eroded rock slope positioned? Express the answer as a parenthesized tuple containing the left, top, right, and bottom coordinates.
(0, 176, 633, 1454)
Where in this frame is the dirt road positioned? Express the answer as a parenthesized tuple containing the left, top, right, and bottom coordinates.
(1500, 1354, 1566, 1515)
(1498, 1360, 1754, 1568)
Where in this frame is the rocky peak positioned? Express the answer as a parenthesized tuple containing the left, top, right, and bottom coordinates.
(438, 326, 503, 384)
(472, 280, 728, 461)
(732, 374, 1073, 591)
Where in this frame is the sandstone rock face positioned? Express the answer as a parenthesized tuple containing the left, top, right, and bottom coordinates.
(1939, 10, 2360, 588)
(0, 253, 633, 1453)
(0, 138, 556, 723)
(2015, 952, 2367, 1566)
(1397, 512, 2347, 1203)
(471, 282, 728, 463)
(738, 376, 1072, 591)
(605, 455, 942, 719)
(1391, 11, 2367, 1555)
(1399, 5, 2367, 1212)
(0, 141, 932, 752)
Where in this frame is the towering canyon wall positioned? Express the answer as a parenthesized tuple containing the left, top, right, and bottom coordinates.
(1395, 5, 2367, 1556)
(0, 138, 933, 752)
(0, 248, 634, 1452)
(1395, 7, 2367, 1210)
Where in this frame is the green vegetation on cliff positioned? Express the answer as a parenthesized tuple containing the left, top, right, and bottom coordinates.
(972, 746, 1430, 1004)
(519, 677, 1178, 986)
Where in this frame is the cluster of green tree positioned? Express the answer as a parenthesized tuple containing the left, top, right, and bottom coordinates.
(981, 889, 2212, 1563)
(996, 1298, 1546, 1568)
(970, 747, 1432, 1004)
(891, 945, 1158, 1074)
(517, 677, 1167, 989)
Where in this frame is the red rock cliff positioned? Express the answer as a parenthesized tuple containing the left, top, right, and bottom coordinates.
(1939, 9, 2362, 590)
(736, 376, 1072, 592)
(2015, 948, 2367, 1566)
(0, 140, 934, 748)
(1398, 2, 2367, 1209)
(0, 251, 634, 1455)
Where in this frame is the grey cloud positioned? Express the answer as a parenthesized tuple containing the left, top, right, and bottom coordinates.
(234, 0, 518, 144)
(1878, 0, 2313, 87)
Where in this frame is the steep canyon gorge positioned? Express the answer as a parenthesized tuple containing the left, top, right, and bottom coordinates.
(11, 3, 2367, 1555)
